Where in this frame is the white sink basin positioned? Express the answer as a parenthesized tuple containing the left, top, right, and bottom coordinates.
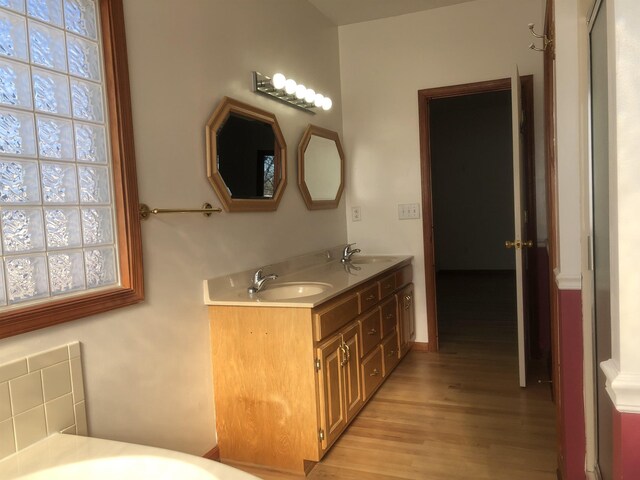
(349, 255, 397, 265)
(256, 282, 332, 301)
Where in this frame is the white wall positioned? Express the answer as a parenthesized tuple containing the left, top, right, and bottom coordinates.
(0, 0, 346, 455)
(601, 0, 640, 410)
(339, 0, 544, 343)
(555, 0, 584, 283)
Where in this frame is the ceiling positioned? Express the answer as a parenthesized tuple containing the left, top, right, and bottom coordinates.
(307, 0, 480, 26)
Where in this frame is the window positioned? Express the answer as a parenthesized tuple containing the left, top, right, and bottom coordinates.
(0, 0, 143, 339)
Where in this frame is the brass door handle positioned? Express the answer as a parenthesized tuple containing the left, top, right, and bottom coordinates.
(339, 344, 348, 367)
(505, 240, 534, 249)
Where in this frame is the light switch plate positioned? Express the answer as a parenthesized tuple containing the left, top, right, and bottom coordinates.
(398, 203, 420, 220)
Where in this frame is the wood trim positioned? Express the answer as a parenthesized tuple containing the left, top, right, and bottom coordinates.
(541, 0, 563, 475)
(297, 125, 345, 210)
(205, 97, 287, 212)
(411, 341, 430, 352)
(0, 0, 144, 340)
(203, 445, 220, 461)
(418, 76, 537, 354)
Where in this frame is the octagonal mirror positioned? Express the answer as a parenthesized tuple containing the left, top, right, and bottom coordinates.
(206, 97, 287, 212)
(297, 125, 345, 210)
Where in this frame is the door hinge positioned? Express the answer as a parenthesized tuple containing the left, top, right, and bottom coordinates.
(318, 429, 325, 441)
(315, 358, 321, 371)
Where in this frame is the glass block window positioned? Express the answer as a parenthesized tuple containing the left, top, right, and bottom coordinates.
(0, 0, 118, 307)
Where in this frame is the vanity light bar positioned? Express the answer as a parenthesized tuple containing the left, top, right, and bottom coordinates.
(252, 71, 332, 114)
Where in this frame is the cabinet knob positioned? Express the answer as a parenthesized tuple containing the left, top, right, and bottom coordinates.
(368, 328, 377, 335)
(369, 369, 380, 377)
(388, 350, 395, 357)
(366, 294, 376, 301)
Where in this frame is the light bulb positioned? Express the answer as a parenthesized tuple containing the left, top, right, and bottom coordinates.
(284, 79, 297, 95)
(295, 84, 307, 100)
(272, 73, 286, 90)
(314, 93, 324, 108)
(322, 97, 332, 111)
(304, 89, 316, 104)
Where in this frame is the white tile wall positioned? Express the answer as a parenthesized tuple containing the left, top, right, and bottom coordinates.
(0, 342, 87, 460)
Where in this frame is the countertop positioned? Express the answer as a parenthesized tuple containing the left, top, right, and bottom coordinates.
(203, 252, 412, 308)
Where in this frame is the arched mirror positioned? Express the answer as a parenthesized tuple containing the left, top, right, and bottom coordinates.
(297, 125, 345, 210)
(206, 97, 287, 212)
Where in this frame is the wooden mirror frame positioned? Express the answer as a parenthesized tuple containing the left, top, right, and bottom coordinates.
(206, 97, 287, 212)
(297, 125, 345, 210)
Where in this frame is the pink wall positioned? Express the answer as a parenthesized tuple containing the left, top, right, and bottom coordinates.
(558, 289, 586, 480)
(613, 410, 640, 479)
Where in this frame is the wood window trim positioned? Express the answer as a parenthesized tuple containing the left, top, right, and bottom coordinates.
(0, 0, 144, 340)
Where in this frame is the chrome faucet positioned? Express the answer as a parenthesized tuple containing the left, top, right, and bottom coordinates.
(341, 243, 361, 263)
(247, 268, 278, 294)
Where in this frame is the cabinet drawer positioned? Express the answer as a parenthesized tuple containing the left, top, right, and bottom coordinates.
(313, 293, 359, 341)
(395, 264, 413, 289)
(378, 273, 396, 299)
(357, 283, 379, 313)
(359, 309, 381, 358)
(361, 347, 383, 400)
(380, 297, 397, 337)
(381, 330, 400, 376)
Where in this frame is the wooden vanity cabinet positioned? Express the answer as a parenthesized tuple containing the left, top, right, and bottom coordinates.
(209, 262, 413, 474)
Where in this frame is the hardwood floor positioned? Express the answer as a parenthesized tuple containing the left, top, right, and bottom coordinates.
(228, 271, 557, 479)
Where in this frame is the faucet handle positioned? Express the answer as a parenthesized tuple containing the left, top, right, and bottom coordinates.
(253, 268, 264, 282)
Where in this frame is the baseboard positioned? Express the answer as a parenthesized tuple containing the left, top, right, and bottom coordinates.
(411, 341, 429, 352)
(203, 445, 220, 461)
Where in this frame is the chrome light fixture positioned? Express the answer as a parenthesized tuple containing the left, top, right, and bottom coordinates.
(252, 71, 333, 114)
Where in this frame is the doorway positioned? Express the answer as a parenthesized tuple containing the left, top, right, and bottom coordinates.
(429, 90, 517, 353)
(418, 77, 541, 381)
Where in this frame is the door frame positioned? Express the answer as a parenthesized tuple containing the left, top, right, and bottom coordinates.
(418, 76, 537, 353)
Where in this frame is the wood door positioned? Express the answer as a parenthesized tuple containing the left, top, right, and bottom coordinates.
(511, 66, 529, 388)
(316, 334, 346, 450)
(342, 322, 363, 421)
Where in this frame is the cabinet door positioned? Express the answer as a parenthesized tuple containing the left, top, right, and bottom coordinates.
(316, 335, 346, 450)
(342, 322, 363, 421)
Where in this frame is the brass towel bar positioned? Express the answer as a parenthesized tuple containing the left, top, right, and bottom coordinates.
(139, 203, 222, 220)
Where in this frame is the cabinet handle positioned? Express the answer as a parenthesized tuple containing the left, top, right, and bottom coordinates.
(340, 344, 348, 367)
(387, 350, 395, 357)
(366, 294, 376, 301)
(344, 342, 351, 363)
(369, 369, 380, 377)
(368, 328, 377, 335)
(384, 283, 392, 289)
(385, 313, 394, 320)
(404, 295, 412, 310)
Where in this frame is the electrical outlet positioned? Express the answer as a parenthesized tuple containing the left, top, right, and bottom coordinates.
(398, 203, 420, 220)
(351, 206, 361, 222)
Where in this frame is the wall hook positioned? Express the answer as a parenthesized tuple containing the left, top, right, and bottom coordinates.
(528, 23, 552, 52)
